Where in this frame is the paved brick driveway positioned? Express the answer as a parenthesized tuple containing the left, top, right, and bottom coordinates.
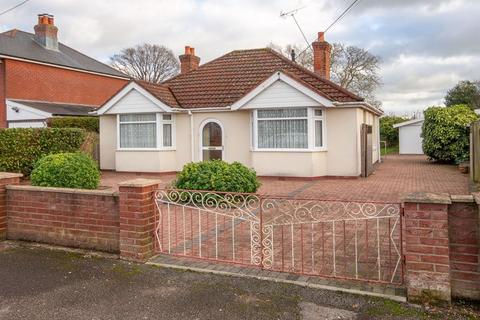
(100, 155, 469, 202)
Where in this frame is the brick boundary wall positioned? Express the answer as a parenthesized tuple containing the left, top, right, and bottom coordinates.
(0, 173, 23, 240)
(6, 185, 120, 252)
(449, 196, 480, 301)
(403, 193, 480, 305)
(0, 173, 160, 261)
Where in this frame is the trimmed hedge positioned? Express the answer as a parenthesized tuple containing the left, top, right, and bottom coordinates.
(31, 153, 100, 189)
(47, 116, 99, 133)
(175, 160, 260, 193)
(0, 128, 86, 176)
(422, 104, 478, 163)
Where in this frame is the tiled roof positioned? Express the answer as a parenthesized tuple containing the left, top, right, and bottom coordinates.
(0, 30, 128, 78)
(162, 48, 363, 109)
(134, 80, 180, 108)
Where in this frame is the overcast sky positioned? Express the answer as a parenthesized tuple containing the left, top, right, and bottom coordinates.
(1, 0, 479, 114)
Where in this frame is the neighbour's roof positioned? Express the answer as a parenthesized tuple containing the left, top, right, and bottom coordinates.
(393, 118, 424, 128)
(160, 48, 364, 109)
(0, 29, 127, 78)
(10, 100, 96, 116)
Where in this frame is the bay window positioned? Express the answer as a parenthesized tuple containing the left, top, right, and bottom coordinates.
(118, 113, 175, 149)
(252, 108, 325, 151)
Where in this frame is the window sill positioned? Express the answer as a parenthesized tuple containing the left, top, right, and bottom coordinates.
(116, 148, 176, 152)
(251, 148, 327, 153)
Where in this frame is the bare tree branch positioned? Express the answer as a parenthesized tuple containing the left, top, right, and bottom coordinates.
(110, 43, 180, 83)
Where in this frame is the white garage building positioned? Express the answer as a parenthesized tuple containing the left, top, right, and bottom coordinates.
(393, 119, 424, 155)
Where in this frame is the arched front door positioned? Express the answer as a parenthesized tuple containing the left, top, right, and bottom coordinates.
(201, 120, 223, 161)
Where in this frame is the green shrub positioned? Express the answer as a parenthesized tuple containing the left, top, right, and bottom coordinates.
(0, 128, 85, 176)
(31, 153, 100, 189)
(175, 160, 260, 193)
(422, 104, 478, 163)
(47, 116, 99, 133)
(380, 115, 408, 147)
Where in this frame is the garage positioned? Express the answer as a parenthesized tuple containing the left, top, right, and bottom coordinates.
(393, 119, 424, 155)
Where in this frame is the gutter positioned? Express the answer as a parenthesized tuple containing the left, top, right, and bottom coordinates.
(170, 106, 231, 113)
(333, 101, 384, 116)
(0, 54, 129, 81)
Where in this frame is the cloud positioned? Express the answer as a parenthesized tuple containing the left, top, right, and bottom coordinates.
(0, 0, 479, 114)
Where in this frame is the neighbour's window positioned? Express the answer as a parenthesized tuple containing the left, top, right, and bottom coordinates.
(257, 108, 308, 149)
(118, 113, 175, 149)
(119, 113, 156, 148)
(313, 109, 324, 148)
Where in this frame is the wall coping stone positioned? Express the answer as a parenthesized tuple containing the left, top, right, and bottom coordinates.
(118, 178, 162, 188)
(6, 185, 118, 197)
(403, 192, 451, 204)
(472, 193, 480, 205)
(450, 195, 475, 203)
(0, 172, 23, 179)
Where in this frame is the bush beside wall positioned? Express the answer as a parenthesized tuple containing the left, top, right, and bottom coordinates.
(31, 153, 100, 190)
(47, 116, 99, 133)
(0, 128, 85, 176)
(422, 105, 478, 163)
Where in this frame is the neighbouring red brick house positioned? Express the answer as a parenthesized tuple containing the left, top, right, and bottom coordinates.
(0, 14, 130, 128)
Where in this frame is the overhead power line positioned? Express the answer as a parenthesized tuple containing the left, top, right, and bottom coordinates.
(0, 0, 31, 17)
(296, 0, 362, 58)
(324, 0, 362, 34)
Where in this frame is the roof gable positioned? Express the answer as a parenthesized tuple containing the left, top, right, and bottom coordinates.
(232, 71, 332, 110)
(96, 82, 173, 115)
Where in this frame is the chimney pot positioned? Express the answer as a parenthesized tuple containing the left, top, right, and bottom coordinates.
(34, 13, 59, 51)
(312, 31, 331, 79)
(179, 45, 200, 74)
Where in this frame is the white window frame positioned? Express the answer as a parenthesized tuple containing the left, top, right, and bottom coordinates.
(251, 107, 327, 152)
(310, 108, 327, 150)
(116, 112, 176, 151)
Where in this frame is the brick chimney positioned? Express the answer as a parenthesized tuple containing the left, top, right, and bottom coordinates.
(34, 13, 58, 51)
(312, 32, 331, 79)
(179, 46, 200, 74)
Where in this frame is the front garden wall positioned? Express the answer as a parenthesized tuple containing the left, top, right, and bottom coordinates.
(6, 185, 120, 252)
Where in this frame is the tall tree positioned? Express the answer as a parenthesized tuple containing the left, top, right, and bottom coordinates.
(110, 43, 179, 83)
(268, 42, 382, 107)
(445, 80, 480, 110)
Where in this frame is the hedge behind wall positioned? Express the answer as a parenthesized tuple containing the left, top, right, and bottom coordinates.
(47, 116, 99, 133)
(0, 128, 86, 176)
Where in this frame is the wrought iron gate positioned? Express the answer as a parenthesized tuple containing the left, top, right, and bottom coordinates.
(154, 189, 403, 284)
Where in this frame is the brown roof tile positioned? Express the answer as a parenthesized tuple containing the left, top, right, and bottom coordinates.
(163, 48, 363, 109)
(134, 80, 180, 108)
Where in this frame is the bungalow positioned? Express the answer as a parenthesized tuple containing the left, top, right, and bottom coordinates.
(96, 33, 382, 178)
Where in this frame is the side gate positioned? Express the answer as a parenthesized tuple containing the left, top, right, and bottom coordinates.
(154, 189, 403, 285)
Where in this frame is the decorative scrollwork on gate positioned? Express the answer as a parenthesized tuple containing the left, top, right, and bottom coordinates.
(261, 198, 400, 226)
(155, 189, 261, 222)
